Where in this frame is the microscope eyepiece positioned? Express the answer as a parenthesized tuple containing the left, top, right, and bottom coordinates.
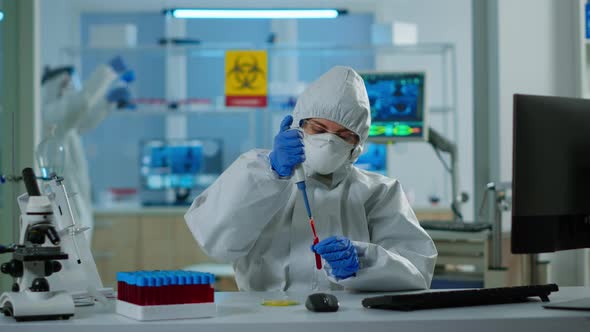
(22, 167, 41, 196)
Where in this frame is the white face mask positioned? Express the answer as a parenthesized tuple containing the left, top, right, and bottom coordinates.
(303, 133, 354, 175)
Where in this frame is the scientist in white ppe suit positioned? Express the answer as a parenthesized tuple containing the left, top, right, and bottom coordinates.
(185, 66, 437, 291)
(40, 56, 133, 242)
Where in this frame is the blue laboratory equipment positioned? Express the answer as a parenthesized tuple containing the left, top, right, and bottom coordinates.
(140, 139, 222, 206)
(145, 143, 202, 190)
(354, 143, 387, 175)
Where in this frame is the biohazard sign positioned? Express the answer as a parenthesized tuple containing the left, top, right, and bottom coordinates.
(225, 50, 268, 107)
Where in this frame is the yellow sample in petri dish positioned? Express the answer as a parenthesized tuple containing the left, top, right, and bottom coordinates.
(261, 299, 300, 306)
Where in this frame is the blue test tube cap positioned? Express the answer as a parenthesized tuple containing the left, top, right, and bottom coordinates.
(123, 272, 138, 286)
(147, 275, 155, 287)
(203, 272, 211, 285)
(162, 273, 171, 286)
(189, 271, 197, 284)
(184, 273, 192, 285)
(201, 273, 208, 285)
(121, 269, 219, 286)
(121, 272, 133, 284)
(155, 275, 162, 287)
(185, 271, 194, 285)
(136, 276, 148, 287)
(178, 272, 187, 285)
(193, 272, 203, 285)
(168, 272, 178, 285)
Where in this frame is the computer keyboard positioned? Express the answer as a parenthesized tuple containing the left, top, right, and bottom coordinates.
(419, 220, 492, 232)
(362, 284, 559, 311)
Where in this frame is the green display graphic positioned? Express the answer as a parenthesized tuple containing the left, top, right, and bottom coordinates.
(392, 124, 413, 136)
(369, 122, 423, 138)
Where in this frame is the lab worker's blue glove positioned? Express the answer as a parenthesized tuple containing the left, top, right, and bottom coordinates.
(312, 236, 359, 280)
(106, 87, 132, 109)
(120, 70, 135, 83)
(269, 115, 305, 177)
(108, 55, 127, 74)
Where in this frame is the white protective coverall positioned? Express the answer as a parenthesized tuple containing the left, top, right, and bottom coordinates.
(41, 65, 119, 242)
(185, 66, 437, 292)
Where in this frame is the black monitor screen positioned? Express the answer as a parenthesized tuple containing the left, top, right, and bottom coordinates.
(360, 72, 427, 142)
(512, 94, 590, 253)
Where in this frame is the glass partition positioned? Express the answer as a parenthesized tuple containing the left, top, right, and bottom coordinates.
(33, 10, 461, 214)
(61, 42, 457, 210)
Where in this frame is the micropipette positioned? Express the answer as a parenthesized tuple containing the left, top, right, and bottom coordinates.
(293, 164, 322, 270)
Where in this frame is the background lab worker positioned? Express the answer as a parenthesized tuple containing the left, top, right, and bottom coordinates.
(185, 66, 437, 291)
(39, 56, 133, 242)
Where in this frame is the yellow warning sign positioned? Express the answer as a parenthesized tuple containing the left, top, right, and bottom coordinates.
(225, 50, 268, 107)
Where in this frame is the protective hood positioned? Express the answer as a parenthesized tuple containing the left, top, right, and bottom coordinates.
(41, 71, 70, 106)
(41, 69, 81, 106)
(292, 66, 371, 163)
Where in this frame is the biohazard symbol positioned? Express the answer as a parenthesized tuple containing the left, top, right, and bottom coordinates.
(226, 56, 265, 90)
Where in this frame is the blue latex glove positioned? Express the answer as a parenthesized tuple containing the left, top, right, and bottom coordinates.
(106, 87, 131, 108)
(312, 236, 359, 280)
(120, 70, 135, 83)
(269, 115, 305, 177)
(108, 56, 127, 74)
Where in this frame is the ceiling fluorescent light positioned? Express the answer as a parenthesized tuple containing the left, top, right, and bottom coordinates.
(169, 9, 344, 19)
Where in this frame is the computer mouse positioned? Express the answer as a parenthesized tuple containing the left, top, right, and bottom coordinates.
(305, 293, 339, 312)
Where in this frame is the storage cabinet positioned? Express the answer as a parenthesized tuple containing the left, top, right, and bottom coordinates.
(138, 216, 177, 270)
(92, 209, 231, 290)
(92, 207, 453, 291)
(92, 216, 141, 288)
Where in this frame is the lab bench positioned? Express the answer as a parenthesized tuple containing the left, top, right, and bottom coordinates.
(1, 287, 589, 332)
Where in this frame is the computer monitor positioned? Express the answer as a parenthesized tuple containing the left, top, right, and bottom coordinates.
(359, 71, 428, 143)
(512, 94, 590, 254)
(139, 139, 223, 205)
(142, 141, 203, 190)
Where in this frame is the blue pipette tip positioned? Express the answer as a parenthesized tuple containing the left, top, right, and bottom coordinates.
(296, 181, 313, 219)
(296, 181, 306, 191)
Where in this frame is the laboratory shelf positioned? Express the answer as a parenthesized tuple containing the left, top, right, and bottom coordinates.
(62, 42, 455, 58)
(111, 106, 453, 115)
(112, 107, 282, 114)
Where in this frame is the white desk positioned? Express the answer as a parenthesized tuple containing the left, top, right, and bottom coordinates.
(1, 287, 589, 332)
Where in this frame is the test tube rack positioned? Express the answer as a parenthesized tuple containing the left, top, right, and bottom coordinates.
(115, 270, 216, 321)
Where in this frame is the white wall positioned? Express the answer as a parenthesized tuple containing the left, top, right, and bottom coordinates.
(493, 0, 583, 286)
(497, 0, 577, 182)
(375, 0, 474, 220)
(75, 0, 378, 13)
(40, 0, 80, 69)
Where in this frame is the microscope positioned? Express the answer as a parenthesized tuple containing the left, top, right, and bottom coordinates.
(0, 168, 75, 321)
